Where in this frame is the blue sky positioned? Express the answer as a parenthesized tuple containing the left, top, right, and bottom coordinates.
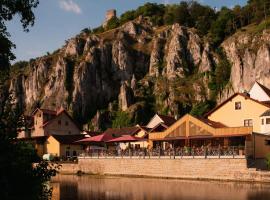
(7, 0, 247, 62)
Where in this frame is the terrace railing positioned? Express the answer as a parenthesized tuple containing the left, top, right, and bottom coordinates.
(79, 146, 246, 159)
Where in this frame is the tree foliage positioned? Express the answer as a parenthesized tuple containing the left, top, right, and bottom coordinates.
(112, 111, 132, 128)
(0, 0, 39, 73)
(0, 1, 59, 199)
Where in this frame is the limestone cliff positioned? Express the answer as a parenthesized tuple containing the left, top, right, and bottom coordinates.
(8, 16, 270, 129)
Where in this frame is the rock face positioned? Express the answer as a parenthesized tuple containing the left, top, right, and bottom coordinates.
(9, 16, 270, 128)
(220, 30, 270, 102)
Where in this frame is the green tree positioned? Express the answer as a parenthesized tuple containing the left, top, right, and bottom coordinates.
(106, 16, 120, 30)
(112, 111, 132, 128)
(0, 1, 58, 199)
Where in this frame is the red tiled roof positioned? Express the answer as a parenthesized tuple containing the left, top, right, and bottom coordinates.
(75, 133, 114, 143)
(204, 93, 270, 117)
(157, 114, 176, 126)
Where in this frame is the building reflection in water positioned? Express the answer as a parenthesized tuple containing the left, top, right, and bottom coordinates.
(51, 175, 270, 200)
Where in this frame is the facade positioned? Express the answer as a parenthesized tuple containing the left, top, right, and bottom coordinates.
(103, 126, 148, 149)
(18, 108, 85, 157)
(45, 135, 86, 158)
(31, 108, 81, 137)
(150, 82, 270, 159)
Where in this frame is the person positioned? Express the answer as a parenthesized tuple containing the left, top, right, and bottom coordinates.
(116, 144, 121, 156)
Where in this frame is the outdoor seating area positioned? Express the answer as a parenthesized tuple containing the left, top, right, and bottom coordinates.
(79, 145, 246, 159)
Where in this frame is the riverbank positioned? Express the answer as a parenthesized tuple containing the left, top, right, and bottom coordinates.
(57, 157, 270, 183)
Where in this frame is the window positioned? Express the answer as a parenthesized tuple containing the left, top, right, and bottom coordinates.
(262, 119, 264, 125)
(73, 151, 77, 156)
(244, 119, 253, 127)
(65, 121, 69, 126)
(266, 118, 270, 124)
(58, 120, 61, 125)
(265, 140, 270, 146)
(66, 151, 70, 157)
(235, 102, 241, 110)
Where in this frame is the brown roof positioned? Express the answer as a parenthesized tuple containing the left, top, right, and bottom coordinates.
(51, 134, 86, 144)
(198, 118, 227, 128)
(204, 93, 270, 117)
(256, 81, 270, 98)
(157, 114, 176, 126)
(31, 108, 57, 116)
(103, 127, 141, 137)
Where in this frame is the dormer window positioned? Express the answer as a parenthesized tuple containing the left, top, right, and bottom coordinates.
(262, 119, 264, 125)
(235, 102, 241, 110)
(58, 120, 61, 125)
(266, 118, 270, 124)
(65, 121, 69, 126)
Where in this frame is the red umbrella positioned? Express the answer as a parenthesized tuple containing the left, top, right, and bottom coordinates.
(75, 133, 114, 143)
(107, 135, 146, 143)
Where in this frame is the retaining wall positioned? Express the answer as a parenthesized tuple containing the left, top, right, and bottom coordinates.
(59, 158, 270, 182)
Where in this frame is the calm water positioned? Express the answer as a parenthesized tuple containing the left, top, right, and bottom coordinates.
(51, 175, 270, 200)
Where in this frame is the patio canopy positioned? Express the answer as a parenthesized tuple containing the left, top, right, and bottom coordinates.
(107, 135, 146, 143)
(75, 133, 114, 143)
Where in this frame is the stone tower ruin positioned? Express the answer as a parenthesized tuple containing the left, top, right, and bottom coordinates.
(103, 9, 116, 28)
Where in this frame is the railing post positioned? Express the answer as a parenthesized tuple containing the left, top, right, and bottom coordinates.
(192, 147, 194, 158)
(159, 148, 161, 158)
(97, 150, 99, 159)
(233, 146, 235, 159)
(204, 147, 207, 159)
(218, 146, 221, 159)
(173, 147, 175, 159)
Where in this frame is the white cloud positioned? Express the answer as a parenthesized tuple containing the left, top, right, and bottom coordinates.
(59, 0, 82, 14)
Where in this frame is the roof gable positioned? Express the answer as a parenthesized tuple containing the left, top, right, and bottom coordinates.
(249, 81, 270, 102)
(42, 109, 81, 131)
(149, 114, 252, 141)
(146, 114, 176, 128)
(204, 93, 270, 117)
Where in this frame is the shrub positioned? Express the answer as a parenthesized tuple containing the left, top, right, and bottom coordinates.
(266, 154, 270, 170)
(112, 111, 132, 128)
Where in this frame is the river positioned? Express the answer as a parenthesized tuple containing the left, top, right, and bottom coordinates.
(51, 175, 270, 200)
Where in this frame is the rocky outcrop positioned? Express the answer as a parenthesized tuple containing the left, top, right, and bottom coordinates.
(13, 16, 270, 128)
(221, 30, 270, 102)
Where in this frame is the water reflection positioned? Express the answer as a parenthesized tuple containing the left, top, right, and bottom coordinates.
(51, 175, 270, 200)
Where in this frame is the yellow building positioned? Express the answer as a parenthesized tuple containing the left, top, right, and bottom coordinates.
(45, 135, 86, 158)
(18, 108, 86, 157)
(150, 82, 270, 159)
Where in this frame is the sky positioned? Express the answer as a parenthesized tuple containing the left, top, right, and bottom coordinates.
(7, 0, 247, 63)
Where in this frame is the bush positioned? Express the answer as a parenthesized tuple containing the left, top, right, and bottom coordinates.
(106, 16, 120, 30)
(112, 111, 132, 128)
(266, 154, 270, 170)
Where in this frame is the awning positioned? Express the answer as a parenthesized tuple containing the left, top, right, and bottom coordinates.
(74, 133, 114, 143)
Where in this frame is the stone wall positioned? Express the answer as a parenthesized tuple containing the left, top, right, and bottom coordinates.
(58, 158, 270, 182)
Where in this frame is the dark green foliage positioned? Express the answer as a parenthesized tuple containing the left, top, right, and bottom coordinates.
(92, 26, 104, 34)
(0, 0, 39, 73)
(105, 16, 120, 30)
(64, 57, 75, 105)
(208, 48, 232, 95)
(120, 10, 136, 24)
(266, 154, 270, 170)
(10, 60, 28, 74)
(0, 93, 58, 199)
(112, 111, 133, 128)
(190, 100, 216, 117)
